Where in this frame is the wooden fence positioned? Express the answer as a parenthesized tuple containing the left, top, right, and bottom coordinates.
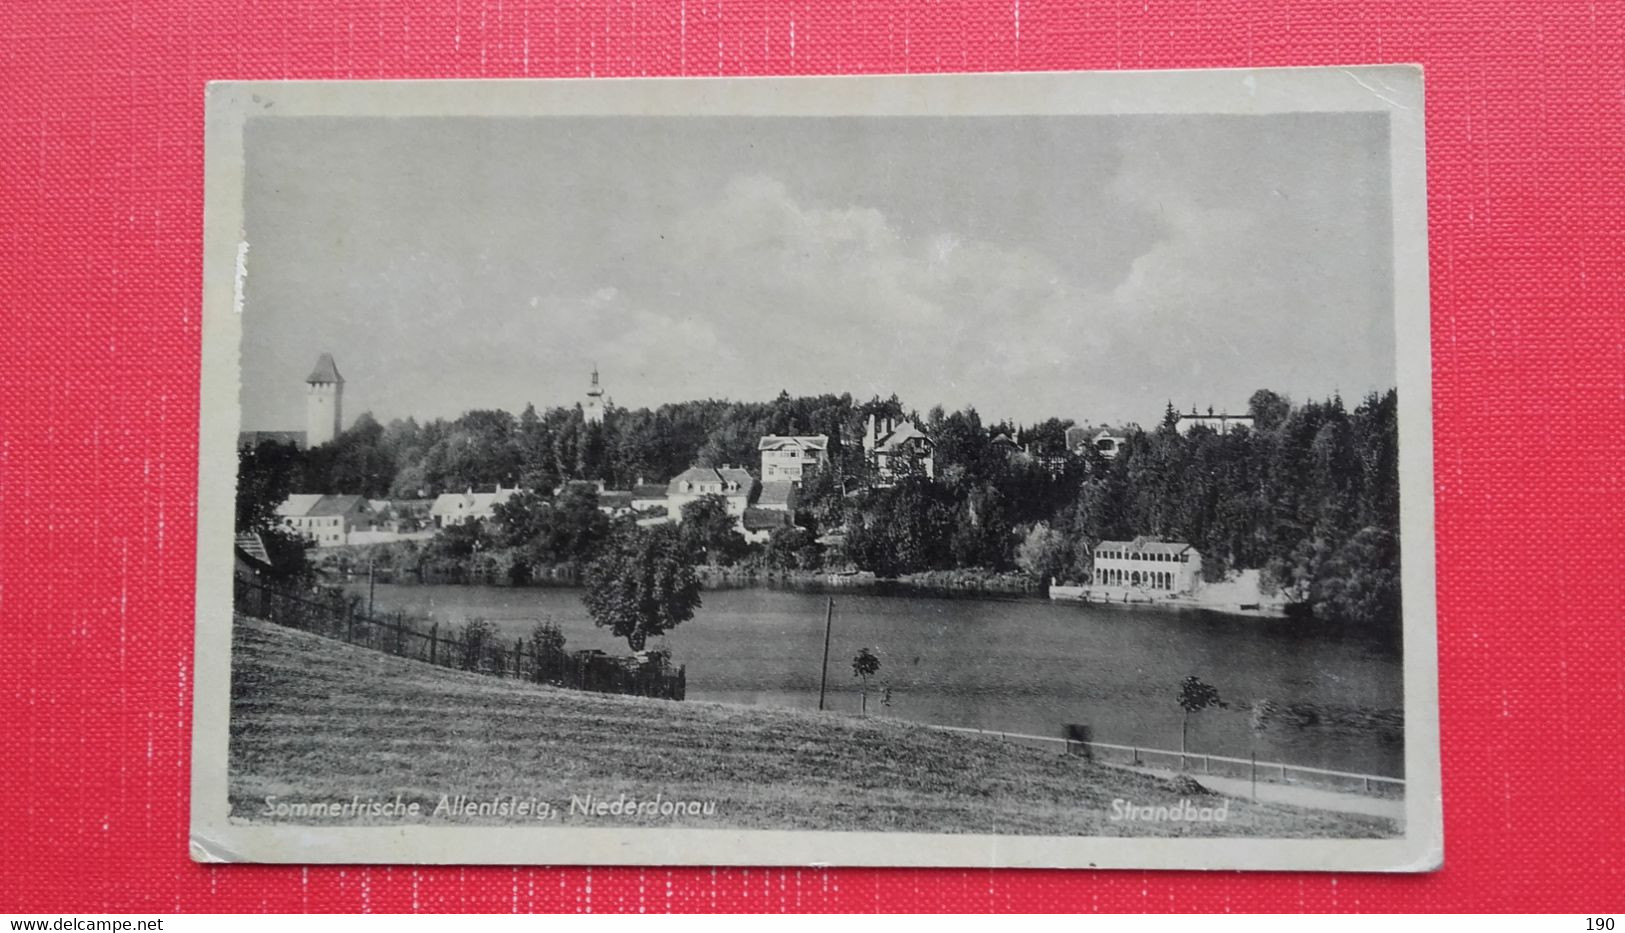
(233, 576, 684, 700)
(925, 724, 1405, 798)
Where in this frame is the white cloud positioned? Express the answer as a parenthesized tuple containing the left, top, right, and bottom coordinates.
(572, 174, 1103, 414)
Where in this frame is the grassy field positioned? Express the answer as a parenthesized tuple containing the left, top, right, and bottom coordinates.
(228, 615, 1396, 837)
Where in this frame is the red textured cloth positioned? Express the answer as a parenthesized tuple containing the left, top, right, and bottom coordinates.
(2, 0, 1622, 914)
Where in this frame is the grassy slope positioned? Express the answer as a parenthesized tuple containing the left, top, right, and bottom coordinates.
(228, 616, 1395, 837)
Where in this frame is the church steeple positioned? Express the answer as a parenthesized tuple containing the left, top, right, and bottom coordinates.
(584, 365, 605, 423)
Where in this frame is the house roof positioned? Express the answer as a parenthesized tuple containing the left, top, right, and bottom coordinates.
(238, 430, 306, 449)
(234, 532, 271, 565)
(276, 494, 368, 520)
(429, 492, 469, 514)
(668, 466, 752, 496)
(599, 491, 634, 510)
(742, 507, 793, 532)
(875, 421, 931, 453)
(307, 494, 368, 517)
(717, 466, 753, 487)
(757, 481, 798, 509)
(306, 353, 344, 384)
(757, 434, 829, 452)
(991, 432, 1019, 448)
(1094, 539, 1194, 556)
(557, 480, 605, 494)
(1067, 426, 1133, 451)
(631, 483, 668, 500)
(275, 494, 327, 518)
(669, 466, 720, 488)
(429, 487, 516, 515)
(472, 487, 517, 511)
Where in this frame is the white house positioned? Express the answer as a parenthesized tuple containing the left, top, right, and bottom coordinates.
(757, 434, 829, 482)
(864, 415, 935, 481)
(1092, 539, 1202, 593)
(429, 486, 520, 528)
(1065, 424, 1134, 460)
(276, 494, 375, 547)
(665, 466, 753, 522)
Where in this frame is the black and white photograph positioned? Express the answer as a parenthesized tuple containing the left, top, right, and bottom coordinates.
(192, 69, 1440, 869)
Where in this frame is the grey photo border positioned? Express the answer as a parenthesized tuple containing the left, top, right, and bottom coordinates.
(190, 66, 1441, 871)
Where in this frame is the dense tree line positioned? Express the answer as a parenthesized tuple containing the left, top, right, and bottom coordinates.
(238, 385, 1400, 632)
(1011, 389, 1401, 632)
(280, 393, 921, 500)
(802, 388, 1399, 631)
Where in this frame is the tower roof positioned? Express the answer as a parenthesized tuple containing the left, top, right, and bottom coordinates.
(306, 353, 344, 385)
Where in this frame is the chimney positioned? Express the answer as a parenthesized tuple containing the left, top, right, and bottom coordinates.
(865, 414, 877, 452)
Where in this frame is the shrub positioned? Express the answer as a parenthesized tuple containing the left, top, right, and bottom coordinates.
(455, 617, 498, 671)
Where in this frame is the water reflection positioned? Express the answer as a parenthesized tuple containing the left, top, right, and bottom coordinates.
(356, 582, 1404, 777)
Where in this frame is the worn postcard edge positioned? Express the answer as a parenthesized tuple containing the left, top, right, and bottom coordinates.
(189, 66, 1441, 871)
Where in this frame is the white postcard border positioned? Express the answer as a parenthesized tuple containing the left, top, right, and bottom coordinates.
(191, 66, 1440, 871)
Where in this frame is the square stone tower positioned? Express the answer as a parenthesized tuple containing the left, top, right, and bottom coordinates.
(305, 353, 344, 447)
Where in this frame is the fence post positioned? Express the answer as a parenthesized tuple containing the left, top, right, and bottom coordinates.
(429, 622, 438, 666)
(515, 638, 523, 679)
(346, 607, 355, 644)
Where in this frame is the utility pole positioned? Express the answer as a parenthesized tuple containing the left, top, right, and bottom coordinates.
(367, 558, 376, 619)
(817, 597, 834, 711)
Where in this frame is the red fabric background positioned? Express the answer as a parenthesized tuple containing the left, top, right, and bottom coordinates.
(2, 0, 1621, 913)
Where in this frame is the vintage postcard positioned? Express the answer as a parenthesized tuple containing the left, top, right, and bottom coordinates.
(191, 67, 1441, 870)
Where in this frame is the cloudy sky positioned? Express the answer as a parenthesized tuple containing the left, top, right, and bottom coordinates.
(240, 112, 1394, 431)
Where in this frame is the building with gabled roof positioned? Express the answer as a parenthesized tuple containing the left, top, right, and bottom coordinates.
(429, 486, 520, 528)
(1066, 425, 1132, 460)
(666, 465, 753, 521)
(276, 493, 374, 547)
(864, 415, 935, 481)
(757, 434, 829, 483)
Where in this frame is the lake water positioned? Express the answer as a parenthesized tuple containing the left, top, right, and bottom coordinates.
(355, 582, 1405, 777)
